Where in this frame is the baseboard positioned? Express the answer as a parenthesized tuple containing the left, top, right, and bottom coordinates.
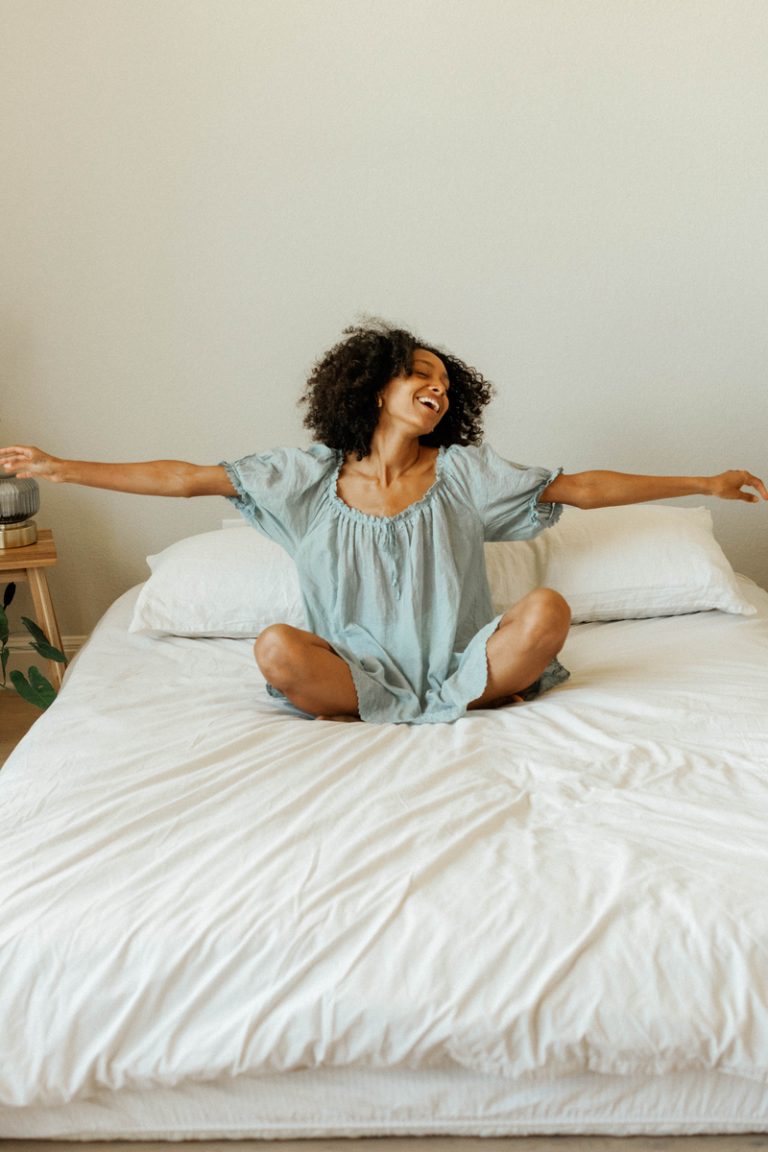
(7, 635, 87, 662)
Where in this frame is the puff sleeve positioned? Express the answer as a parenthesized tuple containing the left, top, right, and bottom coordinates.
(447, 443, 563, 542)
(221, 445, 335, 555)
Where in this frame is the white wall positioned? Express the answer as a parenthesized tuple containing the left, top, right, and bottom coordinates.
(3, 0, 767, 635)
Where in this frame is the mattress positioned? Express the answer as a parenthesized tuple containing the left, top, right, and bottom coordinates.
(2, 578, 768, 1138)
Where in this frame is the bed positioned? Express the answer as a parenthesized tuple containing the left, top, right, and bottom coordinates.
(1, 503, 768, 1140)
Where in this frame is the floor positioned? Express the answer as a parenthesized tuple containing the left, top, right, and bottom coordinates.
(2, 701, 767, 1152)
(0, 688, 40, 765)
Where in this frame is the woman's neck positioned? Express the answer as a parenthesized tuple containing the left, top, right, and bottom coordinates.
(338, 435, 439, 518)
(354, 429, 423, 485)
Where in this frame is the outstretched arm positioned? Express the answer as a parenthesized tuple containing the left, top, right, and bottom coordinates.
(0, 445, 237, 498)
(541, 469, 768, 509)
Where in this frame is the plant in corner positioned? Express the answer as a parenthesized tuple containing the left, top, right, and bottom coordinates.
(1, 582, 68, 710)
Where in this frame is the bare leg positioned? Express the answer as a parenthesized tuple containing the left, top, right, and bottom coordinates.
(254, 625, 360, 721)
(468, 588, 570, 711)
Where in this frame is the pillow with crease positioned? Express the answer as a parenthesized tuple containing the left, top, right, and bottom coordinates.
(129, 504, 754, 638)
(129, 528, 304, 638)
(488, 504, 755, 622)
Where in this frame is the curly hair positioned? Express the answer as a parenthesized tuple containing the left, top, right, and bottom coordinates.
(299, 319, 494, 460)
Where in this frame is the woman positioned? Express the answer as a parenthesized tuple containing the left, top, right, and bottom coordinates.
(2, 320, 765, 724)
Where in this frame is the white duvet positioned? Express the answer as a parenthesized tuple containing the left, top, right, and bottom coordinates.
(2, 580, 768, 1109)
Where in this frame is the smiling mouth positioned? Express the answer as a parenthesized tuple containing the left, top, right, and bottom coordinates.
(417, 396, 440, 413)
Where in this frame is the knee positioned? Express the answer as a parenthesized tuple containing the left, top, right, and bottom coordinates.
(254, 624, 300, 686)
(517, 587, 571, 649)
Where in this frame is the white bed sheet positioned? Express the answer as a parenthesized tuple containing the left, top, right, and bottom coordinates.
(2, 578, 768, 1137)
(5, 1065, 768, 1140)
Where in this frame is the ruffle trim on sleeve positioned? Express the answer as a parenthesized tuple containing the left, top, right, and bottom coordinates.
(221, 461, 245, 498)
(528, 466, 564, 530)
(220, 461, 258, 524)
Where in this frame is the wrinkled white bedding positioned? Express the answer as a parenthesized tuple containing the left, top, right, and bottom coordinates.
(1, 579, 768, 1120)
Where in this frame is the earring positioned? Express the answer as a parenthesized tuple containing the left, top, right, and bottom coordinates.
(377, 396, 383, 408)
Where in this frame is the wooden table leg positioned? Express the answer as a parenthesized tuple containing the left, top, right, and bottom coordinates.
(26, 568, 65, 688)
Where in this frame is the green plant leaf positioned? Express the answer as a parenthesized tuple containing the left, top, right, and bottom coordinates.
(3, 582, 15, 609)
(21, 616, 49, 647)
(30, 640, 68, 663)
(9, 669, 41, 708)
(20, 617, 67, 664)
(0, 604, 8, 647)
(28, 664, 56, 697)
(10, 665, 57, 711)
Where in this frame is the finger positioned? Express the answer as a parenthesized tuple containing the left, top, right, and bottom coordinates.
(0, 447, 33, 466)
(734, 473, 767, 501)
(746, 474, 768, 500)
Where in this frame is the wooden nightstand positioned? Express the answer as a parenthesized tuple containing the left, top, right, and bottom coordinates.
(0, 528, 65, 688)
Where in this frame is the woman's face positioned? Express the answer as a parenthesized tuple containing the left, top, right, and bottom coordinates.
(378, 348, 450, 433)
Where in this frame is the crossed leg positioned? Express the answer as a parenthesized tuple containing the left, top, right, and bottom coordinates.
(254, 587, 570, 721)
(254, 626, 360, 720)
(467, 587, 571, 710)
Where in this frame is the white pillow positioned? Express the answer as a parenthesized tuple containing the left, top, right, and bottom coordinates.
(129, 528, 305, 637)
(488, 504, 755, 622)
(484, 540, 538, 615)
(129, 505, 753, 638)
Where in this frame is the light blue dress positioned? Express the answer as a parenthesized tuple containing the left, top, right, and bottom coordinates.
(223, 443, 569, 724)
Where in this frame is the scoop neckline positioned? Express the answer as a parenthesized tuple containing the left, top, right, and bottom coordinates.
(330, 445, 446, 525)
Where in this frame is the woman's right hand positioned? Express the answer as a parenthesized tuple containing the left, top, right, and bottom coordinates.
(1, 444, 236, 497)
(0, 445, 63, 482)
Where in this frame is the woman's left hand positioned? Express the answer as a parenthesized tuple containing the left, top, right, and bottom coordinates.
(708, 470, 768, 502)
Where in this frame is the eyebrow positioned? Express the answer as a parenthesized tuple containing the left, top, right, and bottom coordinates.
(413, 357, 450, 386)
